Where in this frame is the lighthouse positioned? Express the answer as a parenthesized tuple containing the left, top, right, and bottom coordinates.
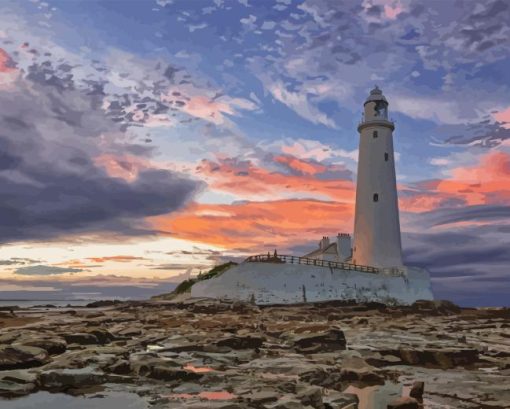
(352, 86, 403, 268)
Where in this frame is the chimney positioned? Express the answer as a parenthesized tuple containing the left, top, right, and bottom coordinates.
(337, 233, 352, 261)
(319, 236, 330, 250)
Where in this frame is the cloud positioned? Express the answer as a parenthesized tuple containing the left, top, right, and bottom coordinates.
(0, 258, 39, 266)
(150, 199, 353, 251)
(196, 155, 355, 201)
(87, 256, 147, 263)
(400, 150, 510, 213)
(267, 81, 337, 128)
(0, 59, 201, 243)
(14, 265, 84, 276)
(403, 225, 510, 307)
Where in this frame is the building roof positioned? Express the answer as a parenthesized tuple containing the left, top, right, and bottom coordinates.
(364, 85, 388, 104)
(304, 242, 338, 258)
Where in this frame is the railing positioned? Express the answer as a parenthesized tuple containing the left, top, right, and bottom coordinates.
(244, 254, 380, 274)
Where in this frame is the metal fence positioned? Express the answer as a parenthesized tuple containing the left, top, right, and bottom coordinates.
(244, 254, 379, 274)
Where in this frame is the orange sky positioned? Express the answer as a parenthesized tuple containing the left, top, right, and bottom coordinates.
(150, 149, 510, 252)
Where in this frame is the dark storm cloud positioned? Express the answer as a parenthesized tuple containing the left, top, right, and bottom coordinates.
(402, 210, 510, 307)
(0, 258, 39, 266)
(437, 119, 510, 148)
(0, 62, 201, 243)
(14, 265, 84, 276)
(417, 205, 510, 227)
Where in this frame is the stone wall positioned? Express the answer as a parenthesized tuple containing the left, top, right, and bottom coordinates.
(191, 262, 433, 305)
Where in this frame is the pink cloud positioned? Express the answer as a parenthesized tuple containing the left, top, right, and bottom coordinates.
(384, 3, 403, 19)
(493, 107, 510, 129)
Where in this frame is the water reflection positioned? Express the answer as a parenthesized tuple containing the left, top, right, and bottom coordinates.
(344, 383, 402, 409)
(182, 363, 215, 373)
(0, 391, 149, 409)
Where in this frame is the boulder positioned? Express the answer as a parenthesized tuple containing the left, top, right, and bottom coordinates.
(339, 356, 384, 385)
(21, 338, 67, 355)
(0, 345, 49, 370)
(296, 385, 323, 408)
(0, 380, 37, 398)
(86, 300, 123, 308)
(0, 370, 38, 398)
(409, 381, 424, 401)
(108, 359, 131, 375)
(147, 366, 204, 382)
(243, 389, 280, 405)
(216, 334, 265, 350)
(89, 328, 115, 344)
(292, 328, 346, 353)
(39, 368, 107, 392)
(62, 333, 99, 345)
(397, 347, 478, 369)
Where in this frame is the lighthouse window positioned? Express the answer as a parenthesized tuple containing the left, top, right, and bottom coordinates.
(384, 152, 389, 161)
(373, 193, 379, 202)
(373, 131, 378, 138)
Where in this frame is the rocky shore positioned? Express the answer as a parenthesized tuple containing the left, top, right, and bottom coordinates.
(1, 298, 509, 408)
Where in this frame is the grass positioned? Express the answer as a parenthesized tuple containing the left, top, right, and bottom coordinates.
(152, 261, 238, 299)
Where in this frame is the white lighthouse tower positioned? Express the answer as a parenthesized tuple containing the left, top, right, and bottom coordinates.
(352, 86, 403, 268)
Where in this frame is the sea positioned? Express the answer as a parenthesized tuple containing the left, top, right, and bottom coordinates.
(0, 300, 99, 309)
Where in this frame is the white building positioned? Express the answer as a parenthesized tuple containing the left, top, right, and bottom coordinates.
(190, 87, 433, 305)
(352, 86, 403, 268)
(307, 86, 403, 269)
(304, 233, 352, 262)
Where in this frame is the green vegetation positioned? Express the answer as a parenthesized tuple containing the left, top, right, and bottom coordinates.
(152, 261, 238, 300)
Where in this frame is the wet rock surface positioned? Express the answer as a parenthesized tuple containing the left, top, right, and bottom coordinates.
(0, 298, 508, 408)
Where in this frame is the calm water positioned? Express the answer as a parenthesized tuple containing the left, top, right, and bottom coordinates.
(0, 391, 149, 409)
(0, 300, 96, 309)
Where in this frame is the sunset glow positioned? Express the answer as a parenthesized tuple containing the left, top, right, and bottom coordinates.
(0, 0, 509, 306)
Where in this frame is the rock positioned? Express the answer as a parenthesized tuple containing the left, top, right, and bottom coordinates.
(292, 328, 346, 353)
(86, 300, 123, 308)
(0, 379, 37, 397)
(243, 389, 280, 405)
(147, 366, 204, 382)
(339, 356, 384, 385)
(365, 352, 402, 367)
(216, 334, 265, 350)
(0, 345, 49, 370)
(296, 385, 323, 408)
(410, 300, 461, 315)
(187, 299, 233, 314)
(116, 327, 143, 337)
(397, 347, 479, 369)
(231, 301, 260, 314)
(0, 331, 21, 344)
(39, 368, 107, 392)
(322, 390, 359, 409)
(264, 397, 305, 409)
(62, 333, 99, 345)
(89, 328, 114, 344)
(42, 346, 127, 370)
(340, 368, 384, 384)
(409, 381, 424, 401)
(387, 397, 419, 409)
(0, 370, 38, 397)
(22, 338, 67, 355)
(109, 359, 131, 375)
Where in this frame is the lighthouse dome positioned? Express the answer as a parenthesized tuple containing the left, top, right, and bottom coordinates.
(364, 85, 388, 105)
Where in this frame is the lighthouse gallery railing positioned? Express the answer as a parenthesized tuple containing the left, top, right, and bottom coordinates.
(244, 254, 379, 274)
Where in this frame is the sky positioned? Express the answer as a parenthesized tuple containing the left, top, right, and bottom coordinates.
(0, 0, 509, 306)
